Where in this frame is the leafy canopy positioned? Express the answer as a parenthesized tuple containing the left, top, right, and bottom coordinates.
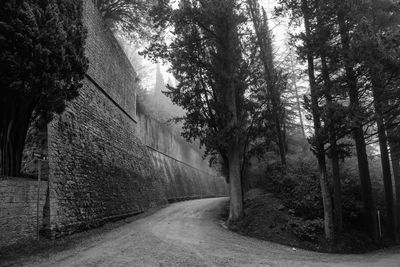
(0, 0, 88, 123)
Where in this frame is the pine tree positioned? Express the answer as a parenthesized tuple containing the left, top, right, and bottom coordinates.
(351, 0, 400, 240)
(276, 0, 335, 241)
(300, 0, 334, 241)
(315, 0, 344, 233)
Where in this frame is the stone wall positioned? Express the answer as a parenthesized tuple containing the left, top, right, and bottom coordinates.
(149, 150, 226, 202)
(0, 177, 47, 248)
(42, 2, 165, 238)
(47, 80, 165, 237)
(137, 113, 226, 201)
(83, 0, 137, 121)
(0, 0, 227, 246)
(137, 113, 212, 176)
(45, 0, 226, 237)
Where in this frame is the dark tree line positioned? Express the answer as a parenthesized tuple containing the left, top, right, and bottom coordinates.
(276, 0, 400, 242)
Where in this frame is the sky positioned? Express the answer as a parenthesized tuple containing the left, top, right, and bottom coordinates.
(261, 0, 292, 59)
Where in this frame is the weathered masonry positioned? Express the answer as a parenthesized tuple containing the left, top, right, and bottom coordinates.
(0, 1, 227, 247)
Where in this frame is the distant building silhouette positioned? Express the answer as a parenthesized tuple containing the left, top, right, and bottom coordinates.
(150, 64, 185, 122)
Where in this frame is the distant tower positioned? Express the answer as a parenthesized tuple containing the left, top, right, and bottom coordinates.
(153, 64, 166, 106)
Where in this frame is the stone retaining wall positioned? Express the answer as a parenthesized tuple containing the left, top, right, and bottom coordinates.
(0, 0, 227, 247)
(0, 177, 47, 248)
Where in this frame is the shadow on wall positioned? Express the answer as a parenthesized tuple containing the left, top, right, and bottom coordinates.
(0, 0, 227, 249)
(149, 149, 227, 202)
(136, 111, 227, 202)
(136, 112, 213, 172)
(0, 177, 47, 248)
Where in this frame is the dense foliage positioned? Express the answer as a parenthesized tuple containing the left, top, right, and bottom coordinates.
(0, 0, 88, 176)
(275, 0, 400, 243)
(94, 0, 166, 43)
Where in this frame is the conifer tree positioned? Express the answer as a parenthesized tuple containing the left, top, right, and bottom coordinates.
(0, 0, 88, 176)
(247, 0, 287, 167)
(145, 0, 254, 222)
(351, 0, 400, 240)
(276, 0, 335, 241)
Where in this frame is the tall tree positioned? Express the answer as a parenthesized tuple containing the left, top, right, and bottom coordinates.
(352, 0, 400, 240)
(383, 44, 400, 238)
(0, 0, 88, 176)
(247, 0, 287, 167)
(276, 0, 335, 240)
(313, 0, 344, 233)
(300, 0, 334, 241)
(334, 0, 378, 241)
(145, 0, 254, 222)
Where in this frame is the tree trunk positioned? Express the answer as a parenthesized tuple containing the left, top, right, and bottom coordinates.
(331, 143, 343, 232)
(335, 2, 378, 241)
(319, 37, 343, 234)
(388, 135, 400, 238)
(371, 77, 396, 240)
(228, 143, 244, 223)
(317, 148, 334, 240)
(353, 127, 378, 240)
(226, 77, 244, 223)
(213, 0, 244, 223)
(275, 115, 287, 167)
(283, 117, 288, 154)
(301, 0, 334, 241)
(0, 98, 34, 177)
(324, 87, 343, 234)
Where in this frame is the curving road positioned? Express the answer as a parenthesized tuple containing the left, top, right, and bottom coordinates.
(12, 198, 400, 266)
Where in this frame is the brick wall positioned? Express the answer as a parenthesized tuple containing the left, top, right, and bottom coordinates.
(0, 177, 47, 248)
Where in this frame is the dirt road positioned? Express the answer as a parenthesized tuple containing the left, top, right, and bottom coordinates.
(7, 198, 400, 266)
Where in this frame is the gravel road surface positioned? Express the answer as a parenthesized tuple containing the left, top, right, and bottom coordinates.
(7, 197, 400, 266)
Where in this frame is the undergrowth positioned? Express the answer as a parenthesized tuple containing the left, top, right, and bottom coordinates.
(231, 152, 391, 253)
